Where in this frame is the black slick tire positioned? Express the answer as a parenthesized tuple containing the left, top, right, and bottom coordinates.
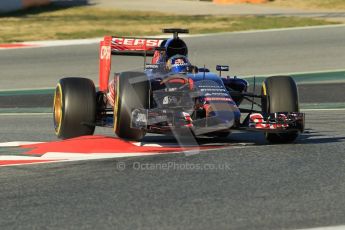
(261, 76, 299, 144)
(113, 72, 149, 141)
(53, 77, 96, 139)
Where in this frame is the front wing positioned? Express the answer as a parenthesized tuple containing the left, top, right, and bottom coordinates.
(130, 107, 305, 134)
(242, 112, 305, 133)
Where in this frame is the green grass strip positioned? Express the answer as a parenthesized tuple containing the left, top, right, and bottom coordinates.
(0, 5, 339, 43)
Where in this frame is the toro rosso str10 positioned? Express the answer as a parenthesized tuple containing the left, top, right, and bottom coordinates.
(53, 29, 305, 143)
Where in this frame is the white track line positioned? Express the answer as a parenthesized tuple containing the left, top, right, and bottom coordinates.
(41, 152, 162, 160)
(0, 141, 43, 147)
(0, 152, 160, 161)
(132, 142, 164, 147)
(0, 87, 53, 92)
(0, 113, 52, 116)
(0, 155, 49, 160)
(302, 108, 345, 111)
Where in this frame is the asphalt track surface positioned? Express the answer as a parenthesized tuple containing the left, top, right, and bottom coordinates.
(1, 26, 345, 229)
(1, 110, 345, 230)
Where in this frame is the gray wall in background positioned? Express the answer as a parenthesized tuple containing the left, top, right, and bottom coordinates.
(51, 0, 88, 6)
(0, 0, 88, 13)
(0, 0, 23, 13)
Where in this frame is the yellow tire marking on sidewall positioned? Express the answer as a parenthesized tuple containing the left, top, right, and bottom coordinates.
(261, 81, 268, 138)
(262, 81, 267, 96)
(53, 83, 63, 135)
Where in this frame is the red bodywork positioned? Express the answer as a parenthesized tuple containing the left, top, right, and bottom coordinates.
(98, 36, 165, 92)
(99, 36, 112, 92)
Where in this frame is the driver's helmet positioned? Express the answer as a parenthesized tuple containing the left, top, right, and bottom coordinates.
(166, 54, 190, 74)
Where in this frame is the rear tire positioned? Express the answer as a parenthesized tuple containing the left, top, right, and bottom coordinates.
(53, 77, 96, 139)
(114, 72, 149, 141)
(261, 76, 299, 144)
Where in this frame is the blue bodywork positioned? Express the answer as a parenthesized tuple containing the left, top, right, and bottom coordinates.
(146, 69, 244, 129)
(186, 72, 242, 127)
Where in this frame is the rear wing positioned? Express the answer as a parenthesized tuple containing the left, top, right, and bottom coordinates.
(99, 36, 166, 92)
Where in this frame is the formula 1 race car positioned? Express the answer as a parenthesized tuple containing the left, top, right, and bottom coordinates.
(53, 28, 304, 144)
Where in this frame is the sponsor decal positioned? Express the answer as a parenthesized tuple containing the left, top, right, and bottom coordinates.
(112, 38, 164, 50)
(205, 92, 229, 96)
(198, 85, 223, 88)
(200, 88, 227, 92)
(205, 97, 233, 102)
(163, 96, 178, 105)
(100, 45, 111, 60)
(172, 63, 189, 67)
(145, 64, 159, 70)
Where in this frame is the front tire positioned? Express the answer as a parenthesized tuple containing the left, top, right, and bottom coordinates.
(53, 77, 96, 139)
(113, 72, 149, 141)
(261, 76, 299, 144)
